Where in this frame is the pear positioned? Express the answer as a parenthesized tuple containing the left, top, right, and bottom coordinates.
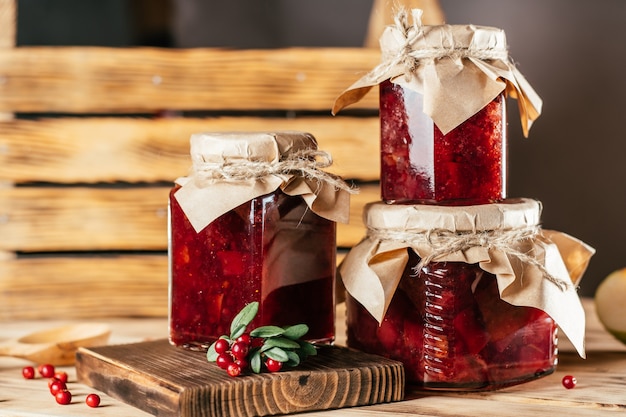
(595, 268, 626, 345)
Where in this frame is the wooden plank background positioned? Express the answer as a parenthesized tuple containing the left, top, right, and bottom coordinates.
(0, 47, 380, 113)
(0, 0, 382, 320)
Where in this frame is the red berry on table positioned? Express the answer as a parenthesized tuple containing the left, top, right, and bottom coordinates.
(562, 375, 577, 389)
(53, 371, 68, 383)
(231, 341, 249, 360)
(86, 393, 101, 408)
(226, 362, 242, 377)
(214, 338, 230, 354)
(265, 358, 283, 373)
(55, 389, 72, 405)
(22, 366, 35, 379)
(49, 379, 67, 396)
(39, 364, 55, 378)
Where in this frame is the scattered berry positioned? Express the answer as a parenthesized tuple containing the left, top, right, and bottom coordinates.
(54, 371, 68, 384)
(49, 379, 67, 396)
(562, 375, 577, 389)
(226, 363, 242, 377)
(86, 393, 101, 408)
(22, 366, 36, 379)
(55, 389, 72, 405)
(39, 364, 55, 378)
(265, 358, 283, 373)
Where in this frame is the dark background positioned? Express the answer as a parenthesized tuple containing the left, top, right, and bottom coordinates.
(15, 0, 626, 297)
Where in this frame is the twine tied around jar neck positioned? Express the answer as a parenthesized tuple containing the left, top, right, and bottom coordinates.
(380, 8, 510, 82)
(367, 224, 572, 292)
(193, 148, 358, 194)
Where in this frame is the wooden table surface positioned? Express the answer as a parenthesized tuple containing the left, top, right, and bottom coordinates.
(1, 298, 625, 417)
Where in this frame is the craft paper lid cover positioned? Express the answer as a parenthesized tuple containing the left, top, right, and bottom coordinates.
(364, 198, 542, 232)
(189, 131, 318, 165)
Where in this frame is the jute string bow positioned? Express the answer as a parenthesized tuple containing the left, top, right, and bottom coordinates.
(193, 148, 357, 194)
(367, 225, 572, 292)
(378, 8, 509, 83)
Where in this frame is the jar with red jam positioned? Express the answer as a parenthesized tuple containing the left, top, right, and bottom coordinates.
(169, 131, 351, 350)
(380, 83, 506, 204)
(332, 9, 543, 204)
(340, 199, 591, 390)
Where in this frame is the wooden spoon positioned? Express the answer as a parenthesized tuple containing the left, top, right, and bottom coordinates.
(0, 323, 111, 365)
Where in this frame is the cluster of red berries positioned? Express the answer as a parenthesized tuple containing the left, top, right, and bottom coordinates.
(213, 333, 283, 377)
(21, 363, 101, 407)
(207, 302, 317, 377)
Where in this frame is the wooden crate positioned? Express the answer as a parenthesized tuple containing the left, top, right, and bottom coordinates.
(0, 0, 383, 320)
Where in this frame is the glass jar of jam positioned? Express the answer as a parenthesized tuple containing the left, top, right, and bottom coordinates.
(332, 9, 543, 204)
(169, 131, 350, 350)
(339, 199, 591, 390)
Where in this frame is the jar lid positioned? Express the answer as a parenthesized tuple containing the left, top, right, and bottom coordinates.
(364, 198, 542, 232)
(175, 130, 351, 232)
(189, 131, 317, 165)
(380, 20, 508, 63)
(332, 8, 542, 137)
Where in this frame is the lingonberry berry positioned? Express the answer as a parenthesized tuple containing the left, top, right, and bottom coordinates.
(55, 389, 72, 405)
(49, 379, 67, 396)
(48, 377, 60, 388)
(39, 364, 55, 378)
(216, 353, 233, 370)
(231, 341, 249, 360)
(54, 371, 68, 384)
(226, 363, 242, 377)
(22, 366, 35, 379)
(235, 358, 249, 371)
(265, 358, 283, 373)
(86, 393, 101, 408)
(214, 338, 230, 355)
(251, 337, 264, 349)
(236, 333, 251, 346)
(562, 375, 577, 389)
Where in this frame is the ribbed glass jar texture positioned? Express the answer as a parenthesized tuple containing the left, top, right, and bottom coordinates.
(169, 187, 336, 349)
(346, 249, 557, 390)
(379, 80, 507, 204)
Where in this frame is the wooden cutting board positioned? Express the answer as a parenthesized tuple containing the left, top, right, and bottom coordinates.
(75, 339, 405, 417)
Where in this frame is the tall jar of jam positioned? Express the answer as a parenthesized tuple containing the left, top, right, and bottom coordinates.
(339, 199, 592, 390)
(332, 9, 543, 204)
(169, 131, 351, 350)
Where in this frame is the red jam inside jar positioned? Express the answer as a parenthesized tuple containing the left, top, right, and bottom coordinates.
(379, 80, 507, 204)
(346, 249, 557, 390)
(169, 186, 336, 349)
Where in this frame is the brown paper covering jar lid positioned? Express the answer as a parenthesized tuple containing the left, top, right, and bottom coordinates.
(174, 131, 352, 232)
(364, 198, 542, 233)
(189, 131, 317, 167)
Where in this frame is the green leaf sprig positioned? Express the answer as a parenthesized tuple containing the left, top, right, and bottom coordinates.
(207, 302, 317, 375)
